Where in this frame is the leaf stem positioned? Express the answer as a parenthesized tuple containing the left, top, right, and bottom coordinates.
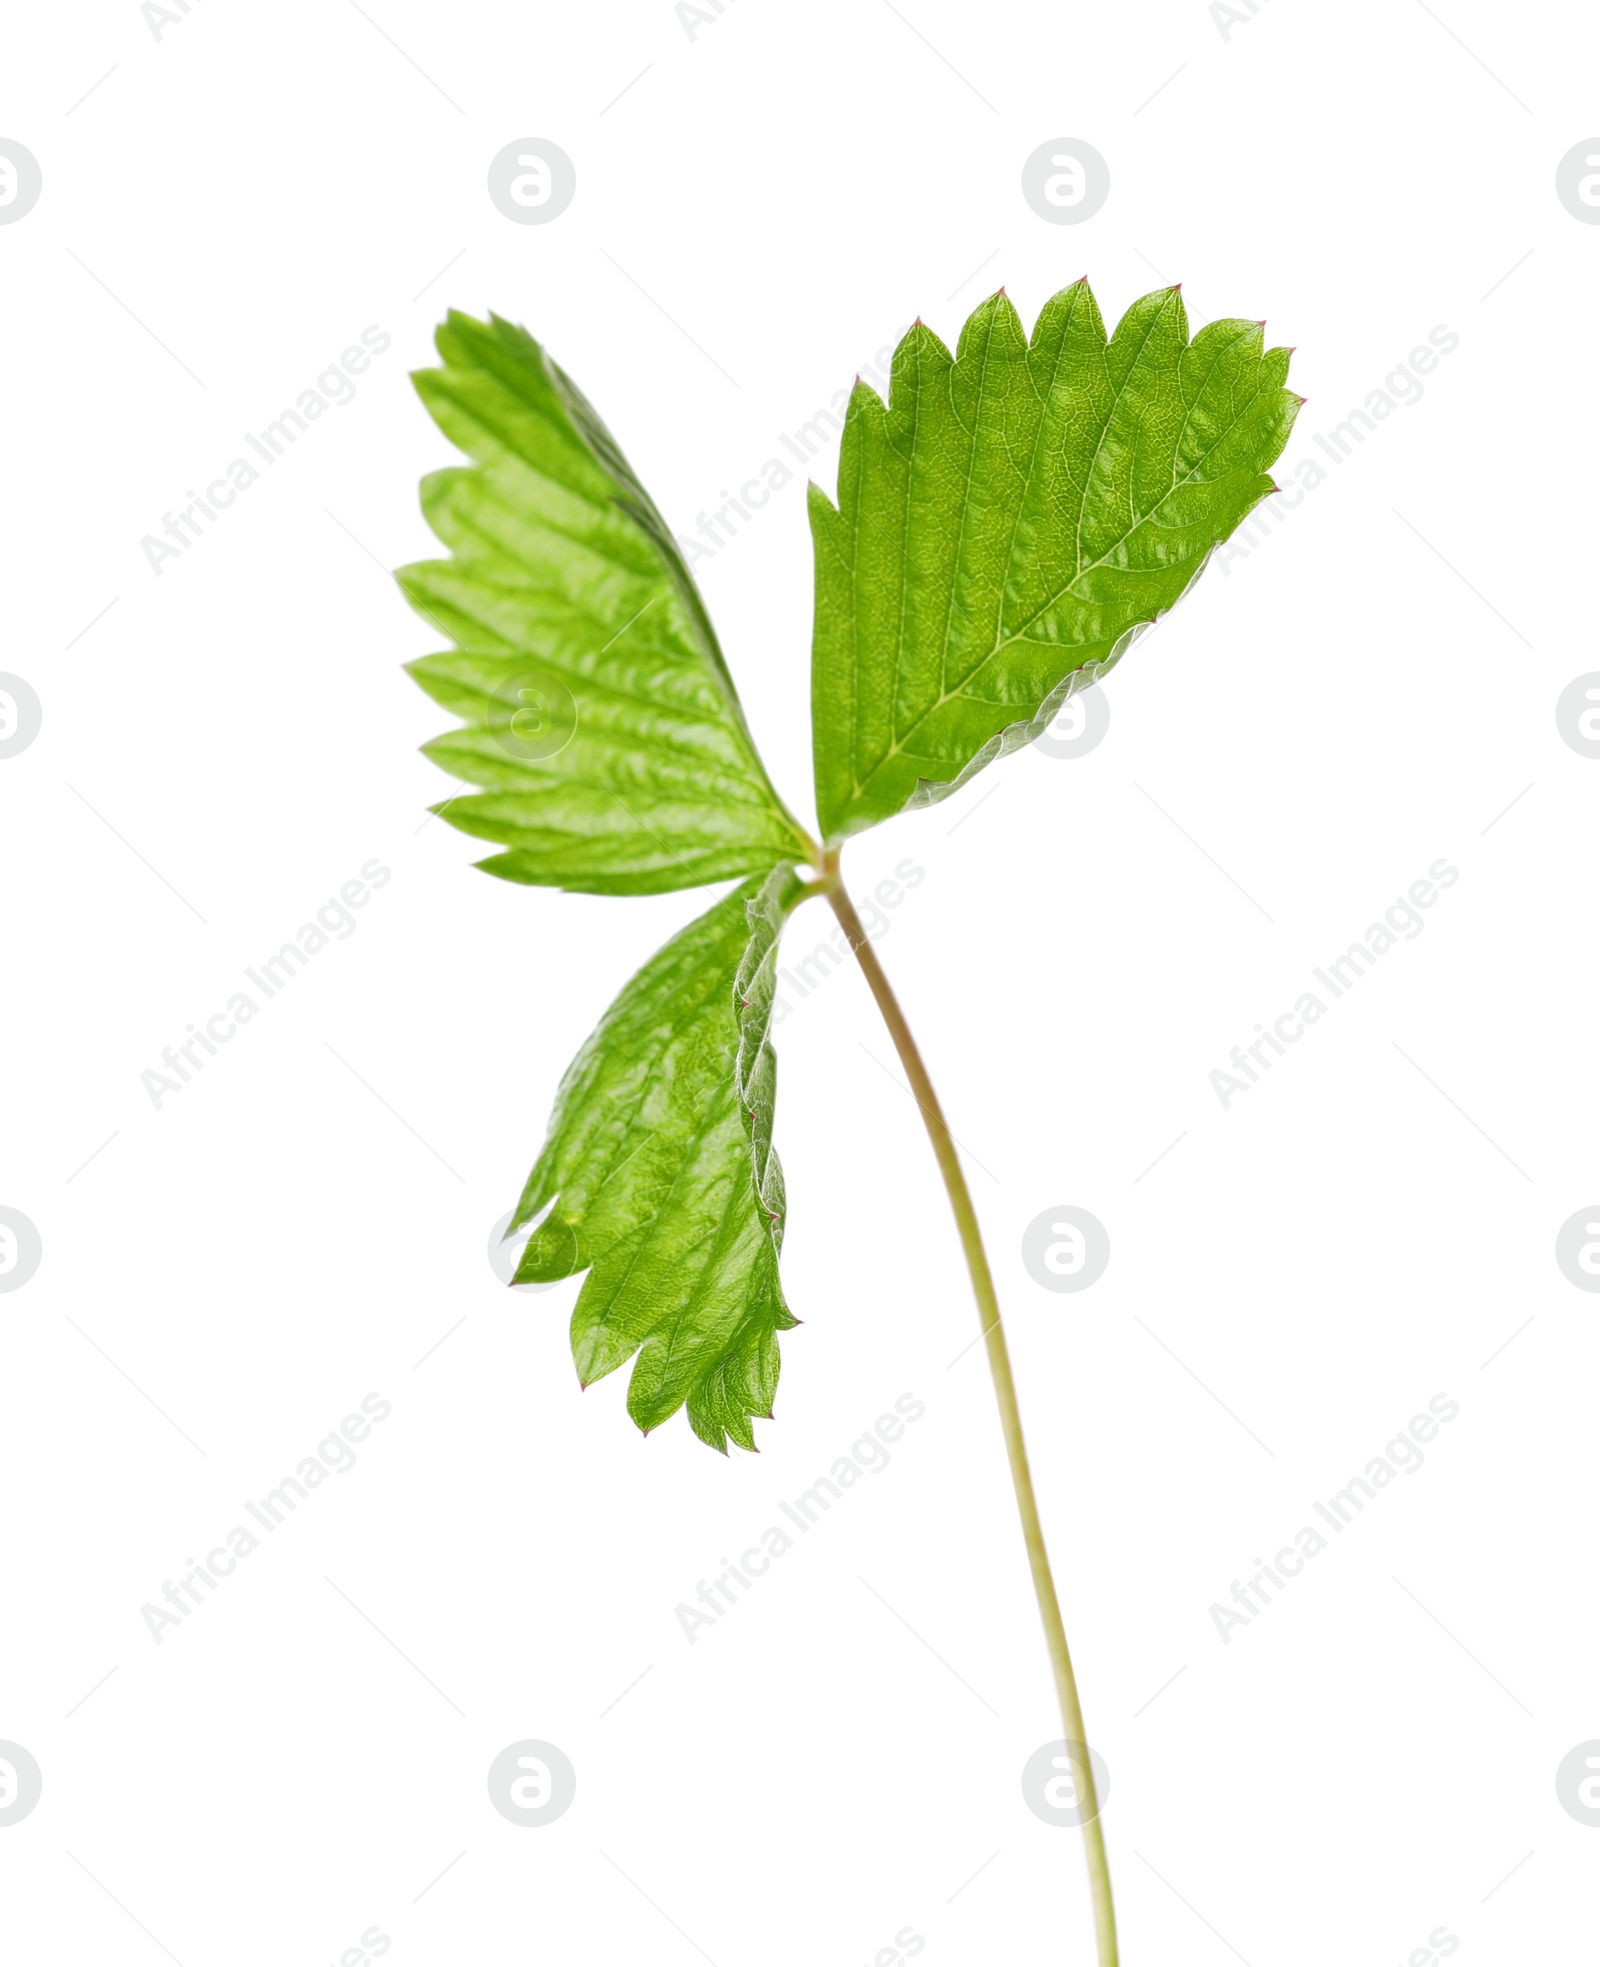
(827, 879, 1119, 1967)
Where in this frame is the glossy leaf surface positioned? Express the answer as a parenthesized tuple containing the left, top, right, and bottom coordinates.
(509, 868, 800, 1450)
(401, 312, 808, 894)
(808, 283, 1299, 841)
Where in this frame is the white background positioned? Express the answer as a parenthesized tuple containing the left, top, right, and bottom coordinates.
(3, 2, 1597, 1962)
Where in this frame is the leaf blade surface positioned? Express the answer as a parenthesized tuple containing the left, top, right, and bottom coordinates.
(402, 311, 808, 894)
(808, 283, 1299, 840)
(510, 867, 800, 1450)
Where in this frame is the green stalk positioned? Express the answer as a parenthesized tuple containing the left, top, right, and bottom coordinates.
(827, 876, 1118, 1967)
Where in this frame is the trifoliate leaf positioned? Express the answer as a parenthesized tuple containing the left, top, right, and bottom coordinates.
(400, 311, 810, 894)
(509, 865, 801, 1451)
(808, 282, 1300, 842)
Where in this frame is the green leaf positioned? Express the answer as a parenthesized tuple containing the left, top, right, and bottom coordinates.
(400, 311, 810, 894)
(509, 866, 801, 1451)
(808, 282, 1300, 843)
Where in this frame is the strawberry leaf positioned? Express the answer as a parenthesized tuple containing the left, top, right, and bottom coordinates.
(509, 865, 801, 1451)
(400, 312, 810, 894)
(808, 282, 1300, 842)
